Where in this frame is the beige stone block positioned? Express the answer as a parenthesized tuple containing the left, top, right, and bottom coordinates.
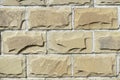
(0, 8, 25, 30)
(94, 78, 118, 80)
(28, 7, 71, 30)
(46, 78, 118, 80)
(1, 78, 45, 80)
(28, 55, 71, 77)
(74, 8, 118, 30)
(48, 31, 92, 53)
(48, 0, 91, 5)
(94, 31, 120, 52)
(0, 56, 25, 78)
(2, 0, 46, 5)
(73, 54, 116, 77)
(96, 0, 120, 5)
(2, 31, 46, 54)
(46, 78, 88, 80)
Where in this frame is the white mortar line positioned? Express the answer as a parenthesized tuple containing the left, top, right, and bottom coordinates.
(94, 0, 97, 7)
(71, 6, 74, 30)
(26, 55, 29, 79)
(46, 31, 48, 54)
(25, 7, 30, 31)
(93, 0, 95, 7)
(71, 54, 74, 77)
(25, 55, 28, 78)
(92, 31, 95, 54)
(118, 6, 120, 31)
(1, 32, 3, 55)
(116, 54, 119, 76)
(25, 6, 28, 31)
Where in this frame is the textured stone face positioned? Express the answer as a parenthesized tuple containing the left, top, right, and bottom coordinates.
(28, 55, 71, 77)
(95, 32, 120, 52)
(93, 78, 118, 80)
(28, 7, 71, 29)
(40, 78, 118, 80)
(46, 78, 88, 80)
(2, 31, 46, 54)
(48, 31, 92, 53)
(1, 78, 118, 80)
(99, 36, 120, 50)
(74, 8, 118, 30)
(73, 54, 116, 77)
(96, 0, 120, 5)
(0, 78, 45, 80)
(48, 0, 91, 5)
(0, 8, 25, 30)
(0, 56, 25, 78)
(2, 0, 45, 5)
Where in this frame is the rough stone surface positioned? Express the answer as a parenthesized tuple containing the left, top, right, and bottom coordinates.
(0, 8, 25, 30)
(0, 56, 25, 78)
(48, 0, 91, 5)
(28, 7, 71, 29)
(48, 31, 92, 53)
(1, 78, 118, 80)
(96, 0, 120, 5)
(94, 32, 120, 52)
(2, 31, 46, 54)
(74, 8, 118, 30)
(73, 54, 116, 77)
(0, 78, 45, 80)
(28, 55, 71, 77)
(46, 78, 118, 80)
(46, 78, 87, 80)
(2, 0, 46, 5)
(94, 78, 118, 80)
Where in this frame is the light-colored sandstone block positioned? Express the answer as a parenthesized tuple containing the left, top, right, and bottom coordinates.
(96, 0, 120, 5)
(28, 55, 71, 77)
(94, 32, 120, 52)
(46, 78, 118, 80)
(1, 78, 45, 80)
(73, 54, 116, 76)
(0, 56, 25, 78)
(46, 78, 87, 80)
(2, 0, 46, 5)
(48, 31, 92, 53)
(48, 0, 91, 5)
(74, 8, 118, 30)
(2, 31, 46, 54)
(28, 7, 71, 30)
(94, 77, 118, 80)
(0, 8, 25, 29)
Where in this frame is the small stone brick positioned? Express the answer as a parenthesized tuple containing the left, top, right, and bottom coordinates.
(48, 31, 92, 53)
(2, 0, 46, 6)
(0, 78, 45, 80)
(94, 31, 120, 52)
(28, 7, 72, 30)
(28, 55, 71, 77)
(74, 8, 118, 30)
(96, 0, 120, 5)
(46, 78, 118, 80)
(73, 54, 116, 77)
(48, 0, 91, 5)
(2, 31, 46, 54)
(0, 56, 25, 78)
(46, 78, 87, 80)
(0, 8, 25, 30)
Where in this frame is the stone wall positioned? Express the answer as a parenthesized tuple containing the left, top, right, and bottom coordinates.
(0, 0, 119, 80)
